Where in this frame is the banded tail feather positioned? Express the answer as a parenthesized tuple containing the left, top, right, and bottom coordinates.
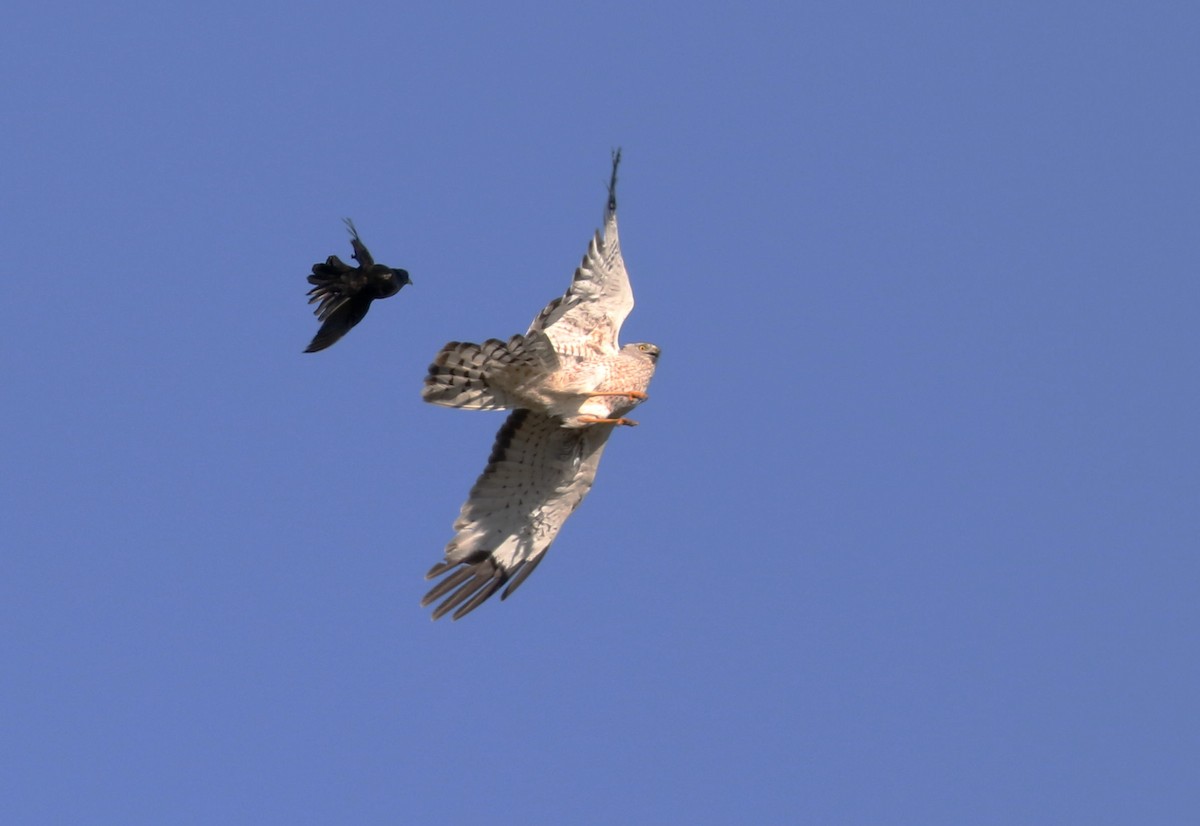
(422, 334, 553, 410)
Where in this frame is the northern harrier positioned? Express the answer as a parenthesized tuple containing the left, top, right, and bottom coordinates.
(420, 150, 659, 620)
(304, 219, 411, 353)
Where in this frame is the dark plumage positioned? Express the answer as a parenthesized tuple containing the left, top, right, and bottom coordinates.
(304, 219, 411, 353)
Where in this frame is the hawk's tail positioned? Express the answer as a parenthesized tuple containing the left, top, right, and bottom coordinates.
(422, 335, 548, 410)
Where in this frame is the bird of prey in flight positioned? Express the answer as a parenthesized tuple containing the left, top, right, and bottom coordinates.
(304, 219, 411, 353)
(420, 150, 659, 620)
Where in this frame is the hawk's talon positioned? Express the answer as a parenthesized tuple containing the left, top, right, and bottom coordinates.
(578, 415, 639, 427)
(587, 391, 648, 401)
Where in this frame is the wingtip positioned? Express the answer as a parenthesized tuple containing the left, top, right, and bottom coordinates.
(303, 331, 331, 353)
(607, 148, 622, 215)
(304, 321, 348, 353)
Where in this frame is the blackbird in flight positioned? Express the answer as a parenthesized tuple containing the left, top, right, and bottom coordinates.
(304, 219, 411, 352)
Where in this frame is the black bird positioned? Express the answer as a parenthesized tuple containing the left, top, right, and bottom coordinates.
(304, 219, 411, 353)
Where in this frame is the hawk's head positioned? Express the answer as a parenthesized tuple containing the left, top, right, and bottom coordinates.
(627, 342, 661, 363)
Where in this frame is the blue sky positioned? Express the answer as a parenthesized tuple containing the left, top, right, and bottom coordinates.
(4, 1, 1198, 823)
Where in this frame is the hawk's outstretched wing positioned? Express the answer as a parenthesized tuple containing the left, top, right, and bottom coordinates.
(421, 409, 616, 620)
(528, 150, 633, 358)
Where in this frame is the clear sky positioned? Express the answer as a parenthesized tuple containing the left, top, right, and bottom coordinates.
(4, 1, 1198, 823)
